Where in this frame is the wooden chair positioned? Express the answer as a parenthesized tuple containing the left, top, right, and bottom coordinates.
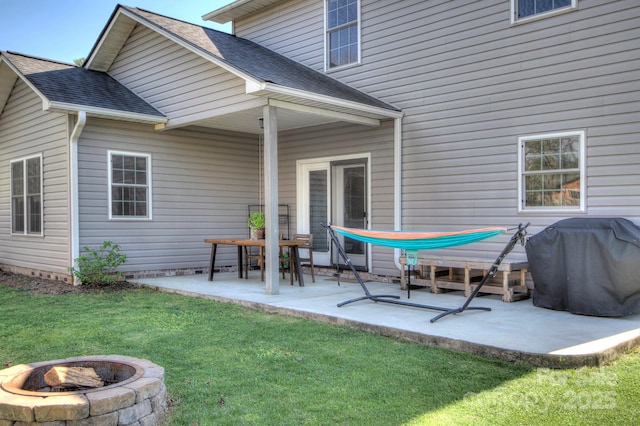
(244, 246, 264, 281)
(245, 234, 314, 284)
(245, 234, 286, 281)
(278, 234, 296, 284)
(291, 233, 315, 283)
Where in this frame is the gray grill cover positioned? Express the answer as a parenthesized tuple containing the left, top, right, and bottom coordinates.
(526, 218, 640, 316)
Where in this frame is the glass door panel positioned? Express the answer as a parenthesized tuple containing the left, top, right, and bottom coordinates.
(309, 169, 329, 256)
(333, 163, 367, 267)
(298, 156, 369, 269)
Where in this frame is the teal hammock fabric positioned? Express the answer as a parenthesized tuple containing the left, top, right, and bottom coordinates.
(330, 225, 507, 251)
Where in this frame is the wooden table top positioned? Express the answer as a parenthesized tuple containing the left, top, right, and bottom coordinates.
(204, 238, 306, 247)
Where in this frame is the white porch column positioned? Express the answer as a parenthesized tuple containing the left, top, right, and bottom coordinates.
(263, 105, 279, 294)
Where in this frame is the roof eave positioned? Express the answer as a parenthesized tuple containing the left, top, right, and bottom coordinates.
(0, 54, 52, 110)
(247, 81, 404, 120)
(47, 101, 168, 124)
(85, 7, 138, 72)
(0, 57, 19, 114)
(202, 0, 285, 24)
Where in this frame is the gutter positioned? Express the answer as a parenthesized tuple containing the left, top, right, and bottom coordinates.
(47, 101, 167, 125)
(69, 111, 86, 284)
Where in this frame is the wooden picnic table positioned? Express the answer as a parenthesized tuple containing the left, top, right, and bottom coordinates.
(204, 238, 306, 286)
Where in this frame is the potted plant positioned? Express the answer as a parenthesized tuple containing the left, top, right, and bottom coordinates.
(247, 212, 265, 240)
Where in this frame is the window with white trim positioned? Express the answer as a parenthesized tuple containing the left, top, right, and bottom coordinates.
(11, 155, 43, 235)
(326, 0, 360, 70)
(518, 131, 585, 212)
(109, 151, 151, 219)
(512, 0, 576, 23)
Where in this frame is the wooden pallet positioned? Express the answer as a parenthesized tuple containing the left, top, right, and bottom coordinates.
(399, 255, 529, 302)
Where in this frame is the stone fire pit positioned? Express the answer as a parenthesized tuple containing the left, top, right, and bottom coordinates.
(0, 355, 166, 425)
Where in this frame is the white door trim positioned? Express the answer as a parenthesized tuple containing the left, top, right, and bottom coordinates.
(296, 153, 371, 268)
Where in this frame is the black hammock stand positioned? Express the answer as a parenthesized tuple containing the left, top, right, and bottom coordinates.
(323, 223, 529, 323)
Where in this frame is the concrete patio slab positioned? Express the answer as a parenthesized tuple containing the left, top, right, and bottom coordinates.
(132, 272, 640, 368)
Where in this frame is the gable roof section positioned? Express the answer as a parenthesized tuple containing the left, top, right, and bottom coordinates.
(87, 6, 399, 118)
(0, 51, 165, 123)
(0, 56, 19, 115)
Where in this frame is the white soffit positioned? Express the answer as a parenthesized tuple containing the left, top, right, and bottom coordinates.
(202, 0, 287, 24)
(86, 11, 137, 72)
(0, 60, 19, 112)
(196, 107, 342, 135)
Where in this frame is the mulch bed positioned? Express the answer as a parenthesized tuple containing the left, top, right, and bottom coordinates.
(0, 271, 135, 295)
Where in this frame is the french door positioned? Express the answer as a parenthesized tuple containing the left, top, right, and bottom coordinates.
(298, 155, 369, 269)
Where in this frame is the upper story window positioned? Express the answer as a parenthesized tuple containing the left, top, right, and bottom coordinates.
(518, 131, 585, 212)
(512, 0, 576, 23)
(109, 151, 152, 219)
(11, 155, 43, 235)
(326, 0, 360, 70)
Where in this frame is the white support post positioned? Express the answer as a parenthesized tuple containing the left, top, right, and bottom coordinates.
(263, 105, 279, 294)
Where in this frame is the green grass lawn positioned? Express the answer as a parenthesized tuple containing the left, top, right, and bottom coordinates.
(0, 284, 638, 425)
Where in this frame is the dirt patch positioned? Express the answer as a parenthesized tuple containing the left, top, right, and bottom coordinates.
(0, 271, 135, 295)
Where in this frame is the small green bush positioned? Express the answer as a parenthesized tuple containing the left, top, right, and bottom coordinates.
(71, 241, 127, 285)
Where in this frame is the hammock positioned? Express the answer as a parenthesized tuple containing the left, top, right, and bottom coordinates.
(330, 225, 507, 266)
(324, 223, 529, 322)
(330, 226, 507, 251)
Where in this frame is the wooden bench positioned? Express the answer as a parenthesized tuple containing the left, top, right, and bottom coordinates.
(399, 255, 529, 302)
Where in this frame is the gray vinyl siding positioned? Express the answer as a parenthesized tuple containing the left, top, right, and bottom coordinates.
(234, 0, 324, 71)
(278, 120, 397, 275)
(237, 0, 640, 262)
(77, 118, 259, 273)
(0, 79, 70, 275)
(108, 25, 258, 125)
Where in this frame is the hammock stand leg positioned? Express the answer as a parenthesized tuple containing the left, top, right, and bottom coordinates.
(326, 224, 460, 312)
(429, 223, 529, 322)
(324, 224, 400, 306)
(325, 223, 529, 323)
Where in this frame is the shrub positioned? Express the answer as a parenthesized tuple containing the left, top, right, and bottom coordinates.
(70, 241, 127, 285)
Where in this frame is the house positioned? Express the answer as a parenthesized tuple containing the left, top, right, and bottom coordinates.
(0, 0, 638, 293)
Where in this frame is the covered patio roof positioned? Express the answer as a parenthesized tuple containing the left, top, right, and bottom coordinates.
(85, 6, 402, 134)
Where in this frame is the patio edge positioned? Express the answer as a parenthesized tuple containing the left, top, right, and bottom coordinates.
(138, 284, 638, 369)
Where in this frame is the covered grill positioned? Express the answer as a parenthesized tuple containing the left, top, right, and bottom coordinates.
(526, 217, 640, 317)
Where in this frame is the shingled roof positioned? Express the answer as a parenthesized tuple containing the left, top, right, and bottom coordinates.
(3, 5, 398, 125)
(1, 51, 165, 119)
(108, 6, 398, 112)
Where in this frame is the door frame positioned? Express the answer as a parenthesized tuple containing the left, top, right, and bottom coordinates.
(296, 153, 372, 269)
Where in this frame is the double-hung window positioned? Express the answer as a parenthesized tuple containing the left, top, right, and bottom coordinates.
(11, 155, 43, 235)
(326, 0, 360, 70)
(109, 151, 151, 219)
(518, 131, 585, 212)
(512, 0, 576, 23)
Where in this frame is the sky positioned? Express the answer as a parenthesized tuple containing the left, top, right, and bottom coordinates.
(0, 0, 235, 64)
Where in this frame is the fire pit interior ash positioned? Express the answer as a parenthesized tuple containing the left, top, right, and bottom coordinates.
(0, 355, 167, 425)
(3, 360, 139, 395)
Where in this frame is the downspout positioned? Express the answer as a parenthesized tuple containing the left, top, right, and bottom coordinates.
(393, 117, 403, 270)
(69, 111, 86, 284)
